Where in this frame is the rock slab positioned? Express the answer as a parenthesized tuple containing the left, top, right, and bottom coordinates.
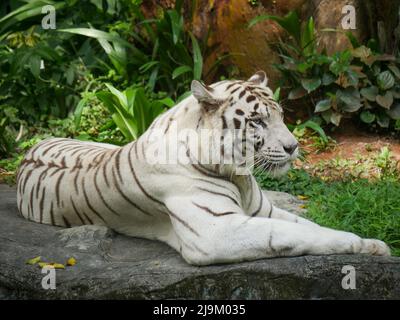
(0, 184, 399, 299)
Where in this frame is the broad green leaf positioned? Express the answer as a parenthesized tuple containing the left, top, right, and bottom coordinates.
(172, 65, 192, 79)
(301, 78, 321, 93)
(388, 65, 400, 79)
(29, 54, 41, 78)
(288, 87, 307, 100)
(351, 45, 372, 60)
(360, 86, 378, 101)
(377, 113, 390, 128)
(387, 103, 400, 120)
(105, 83, 128, 109)
(360, 110, 376, 124)
(158, 97, 175, 108)
(315, 99, 331, 112)
(337, 88, 361, 110)
(322, 73, 336, 86)
(376, 91, 394, 109)
(330, 112, 342, 126)
(377, 71, 395, 90)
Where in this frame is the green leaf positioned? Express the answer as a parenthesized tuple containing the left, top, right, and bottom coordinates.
(288, 87, 307, 100)
(105, 83, 128, 110)
(360, 110, 376, 124)
(386, 103, 400, 120)
(315, 99, 331, 113)
(58, 28, 133, 48)
(345, 31, 360, 48)
(330, 112, 342, 126)
(172, 65, 192, 79)
(322, 73, 336, 86)
(158, 97, 175, 108)
(297, 120, 328, 143)
(74, 97, 89, 128)
(301, 78, 321, 93)
(301, 17, 315, 56)
(190, 33, 203, 80)
(29, 54, 41, 78)
(360, 86, 379, 101)
(377, 71, 395, 90)
(377, 113, 390, 128)
(376, 91, 394, 109)
(139, 61, 159, 73)
(167, 10, 183, 45)
(273, 87, 281, 102)
(388, 65, 400, 79)
(337, 88, 361, 112)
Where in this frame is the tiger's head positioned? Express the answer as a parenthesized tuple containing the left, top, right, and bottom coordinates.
(191, 71, 298, 177)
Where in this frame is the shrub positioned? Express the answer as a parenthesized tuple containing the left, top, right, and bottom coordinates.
(249, 11, 400, 129)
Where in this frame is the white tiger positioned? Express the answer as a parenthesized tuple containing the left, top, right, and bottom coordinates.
(17, 71, 390, 265)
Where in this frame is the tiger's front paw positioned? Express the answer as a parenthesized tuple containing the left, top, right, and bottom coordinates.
(360, 239, 391, 256)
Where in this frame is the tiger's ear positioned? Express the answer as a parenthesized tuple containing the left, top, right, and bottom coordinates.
(248, 70, 268, 87)
(191, 80, 222, 110)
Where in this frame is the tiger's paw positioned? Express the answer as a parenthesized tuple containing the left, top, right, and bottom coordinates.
(360, 239, 391, 256)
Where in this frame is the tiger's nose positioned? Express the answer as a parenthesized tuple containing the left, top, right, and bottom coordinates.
(283, 143, 298, 155)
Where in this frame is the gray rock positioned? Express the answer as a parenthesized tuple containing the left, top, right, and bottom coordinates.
(263, 190, 306, 215)
(0, 184, 399, 299)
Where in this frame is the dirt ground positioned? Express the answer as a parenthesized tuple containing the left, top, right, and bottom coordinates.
(301, 127, 400, 164)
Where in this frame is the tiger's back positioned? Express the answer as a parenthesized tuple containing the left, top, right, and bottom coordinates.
(16, 138, 119, 227)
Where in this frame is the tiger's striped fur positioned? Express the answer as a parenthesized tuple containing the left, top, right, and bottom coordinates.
(17, 71, 390, 265)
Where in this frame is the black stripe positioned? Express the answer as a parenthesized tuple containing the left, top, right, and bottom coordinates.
(41, 140, 64, 156)
(82, 177, 107, 223)
(62, 215, 71, 227)
(130, 143, 164, 206)
(50, 202, 55, 225)
(94, 165, 120, 216)
(70, 196, 91, 224)
(55, 171, 65, 208)
(166, 208, 200, 237)
(73, 169, 80, 193)
(192, 177, 240, 198)
(39, 186, 46, 223)
(196, 186, 239, 206)
(102, 158, 110, 188)
(111, 167, 152, 216)
(250, 187, 263, 217)
(114, 148, 124, 183)
(192, 201, 236, 216)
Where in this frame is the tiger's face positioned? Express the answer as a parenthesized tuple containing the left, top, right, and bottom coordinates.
(191, 71, 298, 177)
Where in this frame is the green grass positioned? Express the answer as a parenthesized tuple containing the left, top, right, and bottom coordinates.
(256, 169, 400, 256)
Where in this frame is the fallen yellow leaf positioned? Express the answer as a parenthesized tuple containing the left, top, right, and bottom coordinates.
(299, 204, 307, 209)
(297, 195, 308, 200)
(38, 262, 53, 268)
(66, 257, 76, 266)
(26, 256, 41, 265)
(52, 263, 65, 269)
